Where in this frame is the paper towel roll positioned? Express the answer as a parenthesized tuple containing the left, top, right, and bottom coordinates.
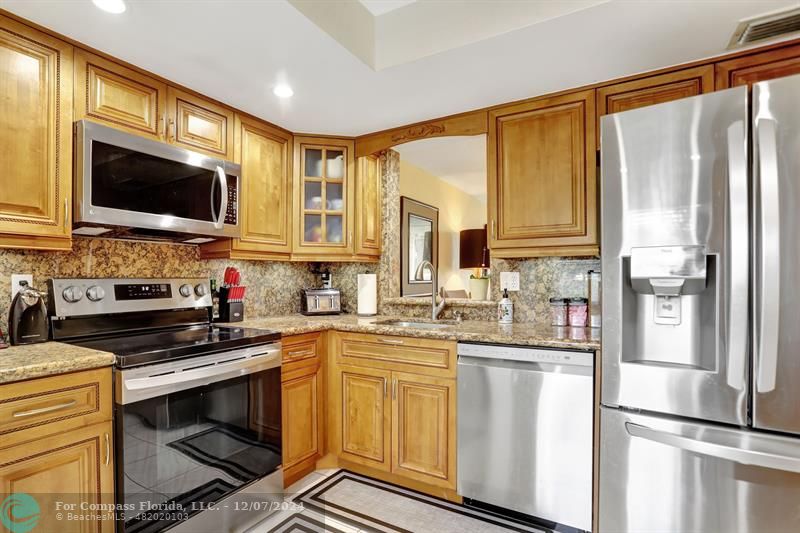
(357, 274, 377, 316)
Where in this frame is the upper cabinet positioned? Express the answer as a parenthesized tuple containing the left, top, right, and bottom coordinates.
(354, 154, 382, 258)
(596, 65, 714, 149)
(75, 49, 167, 141)
(75, 50, 233, 158)
(715, 43, 800, 89)
(488, 89, 598, 258)
(0, 14, 73, 250)
(167, 87, 234, 159)
(201, 114, 293, 260)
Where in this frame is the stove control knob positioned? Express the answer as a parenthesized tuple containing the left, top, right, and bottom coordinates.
(194, 284, 208, 297)
(86, 285, 105, 302)
(62, 286, 84, 303)
(179, 284, 193, 297)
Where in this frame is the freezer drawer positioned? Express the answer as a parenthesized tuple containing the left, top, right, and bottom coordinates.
(457, 344, 593, 531)
(600, 407, 800, 533)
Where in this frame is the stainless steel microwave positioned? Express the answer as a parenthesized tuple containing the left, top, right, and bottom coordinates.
(74, 120, 241, 243)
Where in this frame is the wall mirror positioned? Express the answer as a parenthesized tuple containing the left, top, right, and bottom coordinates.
(401, 197, 439, 296)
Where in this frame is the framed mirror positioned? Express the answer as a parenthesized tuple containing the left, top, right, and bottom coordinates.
(401, 197, 439, 296)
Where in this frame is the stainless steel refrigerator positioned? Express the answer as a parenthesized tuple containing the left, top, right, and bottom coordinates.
(599, 73, 800, 532)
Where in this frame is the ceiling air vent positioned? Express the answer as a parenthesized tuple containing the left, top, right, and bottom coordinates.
(729, 7, 800, 49)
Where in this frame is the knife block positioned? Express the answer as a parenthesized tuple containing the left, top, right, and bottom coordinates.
(218, 287, 244, 322)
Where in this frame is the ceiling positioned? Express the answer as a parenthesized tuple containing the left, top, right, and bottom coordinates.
(395, 135, 487, 203)
(359, 0, 417, 16)
(1, 0, 796, 136)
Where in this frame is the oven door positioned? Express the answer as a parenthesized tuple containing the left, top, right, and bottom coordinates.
(115, 345, 281, 533)
(75, 119, 241, 239)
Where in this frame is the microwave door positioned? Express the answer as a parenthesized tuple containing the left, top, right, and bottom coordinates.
(75, 120, 240, 238)
(752, 74, 800, 436)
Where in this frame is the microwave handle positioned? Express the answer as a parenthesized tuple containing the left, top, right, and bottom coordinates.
(214, 166, 228, 230)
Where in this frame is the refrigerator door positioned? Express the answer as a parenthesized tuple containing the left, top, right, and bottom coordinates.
(600, 407, 800, 533)
(600, 87, 749, 425)
(753, 74, 800, 435)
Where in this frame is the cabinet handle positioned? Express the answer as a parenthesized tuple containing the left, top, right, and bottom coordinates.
(349, 230, 353, 244)
(13, 399, 77, 418)
(392, 378, 397, 400)
(378, 338, 404, 345)
(160, 113, 167, 139)
(168, 117, 175, 142)
(105, 433, 110, 466)
(64, 197, 69, 228)
(383, 379, 387, 398)
(491, 219, 496, 239)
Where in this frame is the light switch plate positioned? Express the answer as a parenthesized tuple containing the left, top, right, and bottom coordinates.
(11, 274, 33, 301)
(500, 272, 520, 291)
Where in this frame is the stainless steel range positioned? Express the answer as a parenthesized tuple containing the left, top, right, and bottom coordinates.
(49, 278, 282, 533)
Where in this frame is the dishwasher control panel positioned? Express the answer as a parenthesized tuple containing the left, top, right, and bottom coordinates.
(457, 342, 594, 367)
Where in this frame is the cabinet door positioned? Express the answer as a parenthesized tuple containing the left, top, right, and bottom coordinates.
(293, 136, 356, 259)
(596, 65, 714, 148)
(166, 87, 234, 159)
(0, 421, 114, 533)
(716, 43, 800, 89)
(75, 49, 166, 140)
(391, 372, 455, 489)
(338, 365, 391, 471)
(282, 366, 321, 469)
(488, 89, 597, 257)
(354, 154, 382, 258)
(0, 15, 72, 249)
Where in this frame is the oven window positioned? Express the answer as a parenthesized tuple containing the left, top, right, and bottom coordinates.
(91, 141, 225, 222)
(117, 366, 281, 533)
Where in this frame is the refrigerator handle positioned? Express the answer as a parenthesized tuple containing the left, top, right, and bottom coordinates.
(725, 121, 749, 391)
(626, 422, 800, 474)
(755, 118, 780, 394)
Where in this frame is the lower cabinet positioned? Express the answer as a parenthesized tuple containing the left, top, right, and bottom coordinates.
(0, 368, 115, 532)
(332, 333, 458, 493)
(281, 333, 324, 487)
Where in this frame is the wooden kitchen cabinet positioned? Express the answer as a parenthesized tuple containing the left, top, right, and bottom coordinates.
(392, 372, 456, 489)
(338, 364, 392, 471)
(354, 154, 382, 258)
(596, 65, 714, 148)
(330, 332, 458, 496)
(715, 43, 800, 89)
(488, 89, 598, 258)
(201, 114, 293, 260)
(281, 333, 324, 487)
(75, 49, 167, 141)
(0, 15, 73, 250)
(0, 421, 115, 533)
(166, 86, 234, 159)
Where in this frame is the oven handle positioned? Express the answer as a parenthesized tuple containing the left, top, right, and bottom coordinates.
(123, 349, 280, 398)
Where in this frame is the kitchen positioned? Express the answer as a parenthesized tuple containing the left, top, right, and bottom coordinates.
(0, 1, 799, 532)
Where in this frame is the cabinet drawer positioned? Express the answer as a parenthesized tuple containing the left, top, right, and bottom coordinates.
(282, 332, 321, 363)
(337, 333, 456, 377)
(0, 367, 112, 449)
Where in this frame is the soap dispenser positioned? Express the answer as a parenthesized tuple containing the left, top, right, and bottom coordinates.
(498, 288, 514, 324)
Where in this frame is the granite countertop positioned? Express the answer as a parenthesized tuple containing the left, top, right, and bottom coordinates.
(230, 314, 600, 351)
(0, 342, 115, 385)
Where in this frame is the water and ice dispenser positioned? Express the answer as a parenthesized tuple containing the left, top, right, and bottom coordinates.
(622, 245, 717, 370)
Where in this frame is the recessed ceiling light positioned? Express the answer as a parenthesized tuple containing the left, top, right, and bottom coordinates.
(92, 0, 126, 14)
(273, 84, 294, 98)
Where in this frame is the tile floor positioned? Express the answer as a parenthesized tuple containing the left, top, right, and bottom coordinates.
(244, 469, 363, 532)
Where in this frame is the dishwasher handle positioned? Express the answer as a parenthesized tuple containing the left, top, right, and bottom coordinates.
(458, 354, 594, 377)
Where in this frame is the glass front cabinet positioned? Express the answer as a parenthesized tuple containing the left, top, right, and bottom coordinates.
(293, 136, 380, 261)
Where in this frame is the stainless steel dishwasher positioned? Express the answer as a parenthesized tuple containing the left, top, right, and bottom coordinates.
(457, 342, 594, 531)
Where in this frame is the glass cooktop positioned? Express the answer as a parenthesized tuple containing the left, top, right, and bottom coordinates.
(69, 325, 280, 368)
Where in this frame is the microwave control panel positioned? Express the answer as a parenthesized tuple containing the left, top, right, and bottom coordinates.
(225, 176, 238, 225)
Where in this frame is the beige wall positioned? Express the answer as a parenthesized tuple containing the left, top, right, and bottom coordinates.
(399, 160, 486, 292)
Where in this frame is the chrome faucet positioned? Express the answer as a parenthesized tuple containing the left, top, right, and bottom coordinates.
(414, 260, 446, 320)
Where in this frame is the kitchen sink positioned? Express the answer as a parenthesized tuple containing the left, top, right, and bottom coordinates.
(375, 319, 454, 330)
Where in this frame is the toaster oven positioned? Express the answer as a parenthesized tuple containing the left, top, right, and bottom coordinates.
(301, 288, 341, 315)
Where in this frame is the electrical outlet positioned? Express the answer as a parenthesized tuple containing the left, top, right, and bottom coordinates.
(11, 274, 33, 301)
(500, 272, 520, 291)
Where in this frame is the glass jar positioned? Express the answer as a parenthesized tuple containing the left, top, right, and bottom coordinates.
(550, 297, 569, 326)
(568, 297, 589, 327)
